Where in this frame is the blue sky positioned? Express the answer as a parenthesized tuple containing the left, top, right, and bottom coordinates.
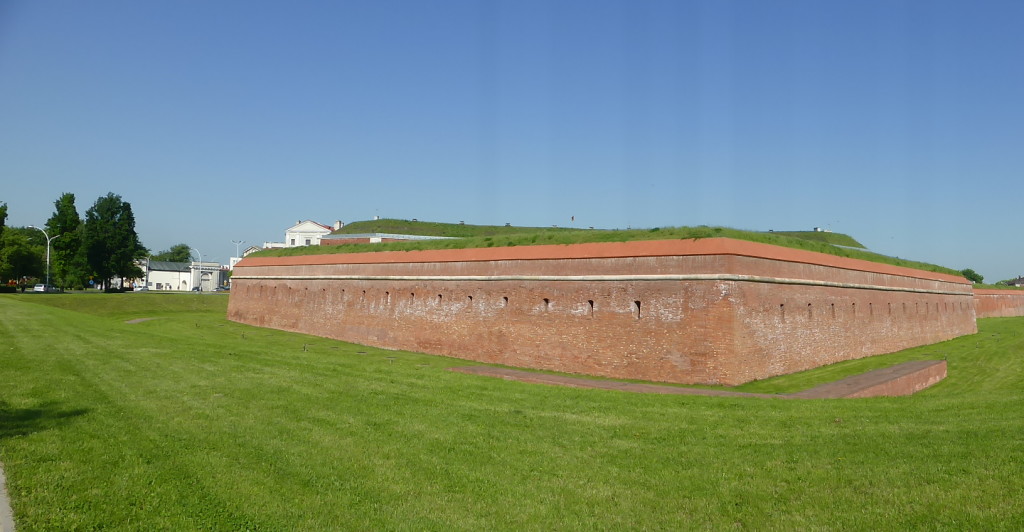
(1, 0, 1022, 280)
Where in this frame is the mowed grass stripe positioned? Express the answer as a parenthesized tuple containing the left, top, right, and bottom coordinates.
(2, 294, 1024, 529)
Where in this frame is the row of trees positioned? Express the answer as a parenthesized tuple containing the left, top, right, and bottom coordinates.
(0, 193, 149, 290)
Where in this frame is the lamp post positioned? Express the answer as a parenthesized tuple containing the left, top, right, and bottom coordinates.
(28, 225, 60, 290)
(232, 240, 245, 258)
(190, 248, 202, 292)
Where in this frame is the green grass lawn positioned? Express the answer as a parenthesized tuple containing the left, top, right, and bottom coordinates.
(2, 293, 1023, 529)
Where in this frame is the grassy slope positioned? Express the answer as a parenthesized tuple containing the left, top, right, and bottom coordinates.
(770, 230, 865, 249)
(263, 221, 959, 277)
(2, 293, 1023, 529)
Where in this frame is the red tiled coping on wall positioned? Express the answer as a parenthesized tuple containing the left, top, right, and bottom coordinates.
(973, 289, 1024, 295)
(238, 237, 968, 285)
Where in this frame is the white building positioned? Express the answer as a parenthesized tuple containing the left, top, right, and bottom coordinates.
(263, 220, 340, 249)
(143, 260, 226, 291)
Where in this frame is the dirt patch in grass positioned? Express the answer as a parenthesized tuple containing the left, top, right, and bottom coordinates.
(124, 317, 159, 324)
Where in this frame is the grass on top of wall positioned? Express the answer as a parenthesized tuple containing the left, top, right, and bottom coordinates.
(2, 293, 1024, 529)
(973, 283, 1024, 290)
(330, 218, 585, 238)
(768, 230, 866, 249)
(256, 224, 961, 277)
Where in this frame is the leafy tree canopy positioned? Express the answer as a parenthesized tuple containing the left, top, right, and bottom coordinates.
(0, 229, 44, 283)
(47, 193, 81, 237)
(152, 243, 192, 262)
(82, 193, 146, 285)
(46, 193, 90, 288)
(960, 268, 984, 284)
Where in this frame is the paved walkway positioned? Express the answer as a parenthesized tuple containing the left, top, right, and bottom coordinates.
(0, 461, 14, 532)
(450, 360, 947, 399)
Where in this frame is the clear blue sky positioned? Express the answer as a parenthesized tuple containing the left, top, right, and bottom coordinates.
(1, 0, 1022, 280)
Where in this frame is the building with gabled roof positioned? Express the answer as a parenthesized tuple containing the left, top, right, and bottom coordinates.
(263, 220, 339, 249)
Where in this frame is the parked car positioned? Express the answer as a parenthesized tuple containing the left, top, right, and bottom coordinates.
(33, 284, 58, 293)
(213, 286, 230, 291)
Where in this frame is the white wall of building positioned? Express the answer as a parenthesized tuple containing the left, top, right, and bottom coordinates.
(264, 220, 334, 249)
(286, 220, 333, 247)
(142, 261, 226, 291)
(146, 268, 192, 291)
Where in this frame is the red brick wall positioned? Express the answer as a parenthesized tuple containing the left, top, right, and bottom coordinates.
(228, 238, 977, 385)
(974, 289, 1024, 318)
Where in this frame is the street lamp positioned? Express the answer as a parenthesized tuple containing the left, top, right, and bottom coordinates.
(28, 225, 60, 289)
(190, 248, 202, 292)
(232, 240, 245, 258)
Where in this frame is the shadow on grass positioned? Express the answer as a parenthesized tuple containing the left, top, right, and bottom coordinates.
(0, 400, 90, 440)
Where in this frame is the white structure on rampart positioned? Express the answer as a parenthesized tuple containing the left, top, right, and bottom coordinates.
(263, 220, 340, 249)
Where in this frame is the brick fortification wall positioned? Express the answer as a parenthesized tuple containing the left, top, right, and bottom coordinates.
(974, 289, 1024, 318)
(228, 238, 976, 385)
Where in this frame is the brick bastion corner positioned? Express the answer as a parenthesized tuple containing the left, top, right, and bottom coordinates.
(227, 237, 977, 386)
(973, 289, 1024, 318)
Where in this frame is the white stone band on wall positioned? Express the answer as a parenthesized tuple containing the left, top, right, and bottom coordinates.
(230, 273, 970, 297)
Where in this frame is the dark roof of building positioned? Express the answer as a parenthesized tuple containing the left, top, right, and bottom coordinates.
(148, 260, 191, 272)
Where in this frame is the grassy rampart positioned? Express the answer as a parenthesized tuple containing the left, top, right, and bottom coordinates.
(260, 221, 959, 277)
(330, 218, 582, 238)
(770, 230, 865, 249)
(973, 283, 1024, 290)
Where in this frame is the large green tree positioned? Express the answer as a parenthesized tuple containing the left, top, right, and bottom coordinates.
(961, 268, 984, 284)
(0, 228, 44, 286)
(82, 193, 146, 288)
(46, 193, 90, 289)
(152, 243, 192, 262)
